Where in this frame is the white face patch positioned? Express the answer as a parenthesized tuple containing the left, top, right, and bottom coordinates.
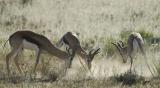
(72, 33, 78, 38)
(22, 39, 39, 51)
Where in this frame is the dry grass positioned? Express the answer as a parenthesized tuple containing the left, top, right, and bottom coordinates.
(0, 0, 160, 87)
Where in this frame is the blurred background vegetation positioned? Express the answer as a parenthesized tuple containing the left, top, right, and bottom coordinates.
(0, 0, 160, 87)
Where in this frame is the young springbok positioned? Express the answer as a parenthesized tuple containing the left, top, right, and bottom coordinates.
(56, 32, 100, 70)
(112, 32, 146, 71)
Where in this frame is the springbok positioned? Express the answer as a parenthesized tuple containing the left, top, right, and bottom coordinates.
(56, 32, 100, 70)
(112, 32, 146, 71)
(5, 30, 73, 75)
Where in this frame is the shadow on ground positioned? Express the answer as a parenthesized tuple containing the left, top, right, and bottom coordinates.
(0, 74, 58, 84)
(108, 71, 150, 86)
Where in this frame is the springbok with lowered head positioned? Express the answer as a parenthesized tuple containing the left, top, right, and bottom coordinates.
(56, 32, 100, 70)
(5, 31, 73, 75)
(112, 32, 146, 71)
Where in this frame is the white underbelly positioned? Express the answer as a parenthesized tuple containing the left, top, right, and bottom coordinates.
(22, 39, 39, 51)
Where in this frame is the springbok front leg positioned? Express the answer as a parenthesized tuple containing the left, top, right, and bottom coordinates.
(14, 54, 23, 74)
(68, 49, 75, 68)
(33, 48, 41, 73)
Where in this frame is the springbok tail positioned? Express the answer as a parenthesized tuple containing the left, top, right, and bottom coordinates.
(134, 37, 145, 55)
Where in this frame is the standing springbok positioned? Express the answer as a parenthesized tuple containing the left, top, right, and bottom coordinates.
(56, 32, 100, 70)
(112, 32, 146, 71)
(5, 30, 73, 75)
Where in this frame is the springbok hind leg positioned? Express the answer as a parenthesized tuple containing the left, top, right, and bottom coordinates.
(6, 47, 21, 76)
(129, 55, 133, 73)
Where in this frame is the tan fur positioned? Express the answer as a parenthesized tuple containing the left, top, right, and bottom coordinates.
(6, 31, 72, 75)
(56, 32, 100, 70)
(112, 32, 145, 71)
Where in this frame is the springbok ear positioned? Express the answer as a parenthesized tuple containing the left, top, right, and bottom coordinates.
(112, 42, 120, 50)
(76, 32, 80, 36)
(117, 42, 123, 49)
(94, 48, 100, 54)
(112, 42, 123, 55)
(111, 42, 117, 47)
(112, 42, 122, 49)
(89, 48, 100, 55)
(119, 41, 125, 47)
(89, 48, 100, 61)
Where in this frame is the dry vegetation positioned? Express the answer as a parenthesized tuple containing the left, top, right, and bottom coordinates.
(0, 0, 160, 87)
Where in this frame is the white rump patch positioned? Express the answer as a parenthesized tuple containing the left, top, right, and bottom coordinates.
(132, 32, 144, 51)
(133, 39, 139, 51)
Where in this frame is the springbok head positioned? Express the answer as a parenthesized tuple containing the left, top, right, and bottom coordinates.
(86, 48, 100, 70)
(112, 41, 128, 63)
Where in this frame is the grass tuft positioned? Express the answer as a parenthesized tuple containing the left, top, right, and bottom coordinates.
(138, 29, 154, 44)
(110, 71, 145, 86)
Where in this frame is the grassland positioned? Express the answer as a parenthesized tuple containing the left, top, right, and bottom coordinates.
(0, 0, 160, 87)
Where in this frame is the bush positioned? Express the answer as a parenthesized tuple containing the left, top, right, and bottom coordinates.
(109, 71, 145, 86)
(120, 30, 133, 42)
(101, 37, 116, 56)
(120, 29, 154, 44)
(82, 38, 95, 50)
(137, 29, 154, 43)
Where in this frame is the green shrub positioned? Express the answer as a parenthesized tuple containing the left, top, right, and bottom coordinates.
(137, 29, 154, 43)
(110, 71, 145, 86)
(102, 37, 116, 56)
(82, 37, 96, 50)
(120, 29, 154, 44)
(120, 30, 133, 42)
